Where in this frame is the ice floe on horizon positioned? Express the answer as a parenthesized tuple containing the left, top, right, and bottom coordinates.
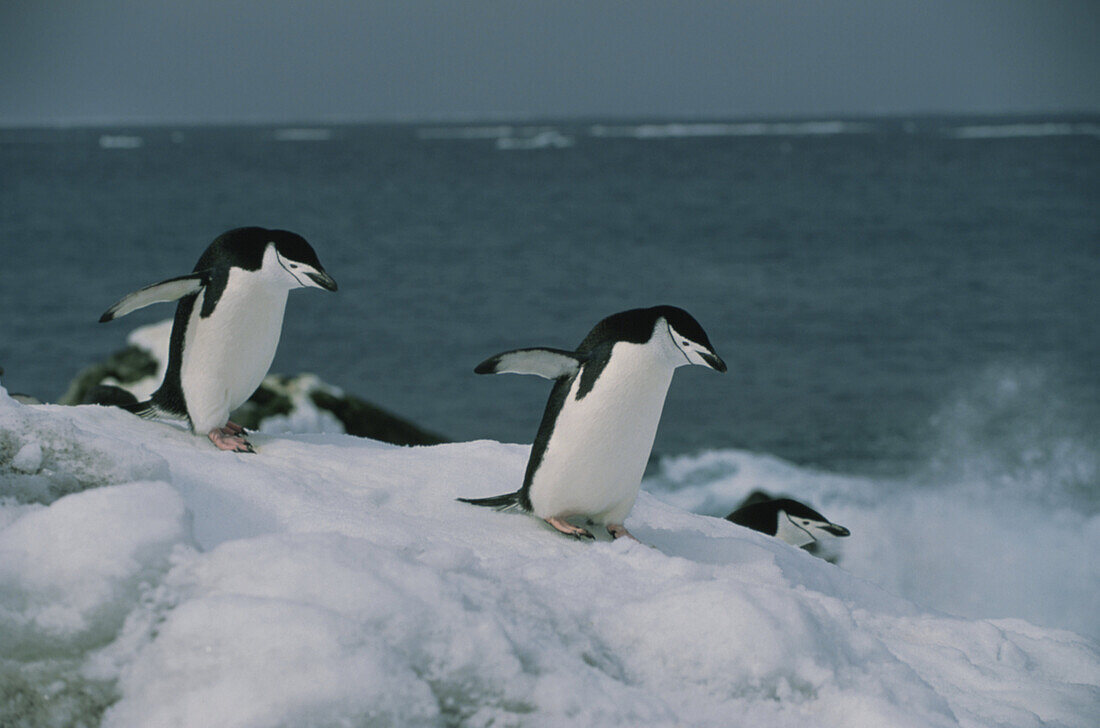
(588, 121, 875, 139)
(946, 122, 1100, 139)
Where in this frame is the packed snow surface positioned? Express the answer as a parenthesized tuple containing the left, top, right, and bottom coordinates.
(1, 383, 1098, 728)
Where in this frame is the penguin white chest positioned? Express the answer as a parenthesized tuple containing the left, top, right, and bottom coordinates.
(528, 342, 674, 524)
(180, 270, 289, 432)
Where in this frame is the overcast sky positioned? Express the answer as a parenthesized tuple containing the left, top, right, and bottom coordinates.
(3, 1, 1098, 125)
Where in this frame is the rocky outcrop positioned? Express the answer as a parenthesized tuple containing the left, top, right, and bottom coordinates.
(58, 322, 447, 447)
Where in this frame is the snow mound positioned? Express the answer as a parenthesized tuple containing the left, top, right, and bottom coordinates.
(0, 387, 169, 505)
(0, 482, 192, 656)
(1, 382, 1098, 727)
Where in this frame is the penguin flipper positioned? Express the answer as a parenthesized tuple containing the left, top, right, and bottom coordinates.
(474, 348, 584, 380)
(99, 272, 207, 322)
(456, 491, 525, 511)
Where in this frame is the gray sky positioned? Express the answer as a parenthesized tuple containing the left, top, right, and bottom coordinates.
(3, 1, 1098, 125)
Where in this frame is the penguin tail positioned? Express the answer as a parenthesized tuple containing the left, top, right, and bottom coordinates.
(119, 398, 178, 422)
(457, 491, 524, 512)
(119, 399, 158, 419)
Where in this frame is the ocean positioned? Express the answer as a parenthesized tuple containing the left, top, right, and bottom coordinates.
(1, 116, 1098, 481)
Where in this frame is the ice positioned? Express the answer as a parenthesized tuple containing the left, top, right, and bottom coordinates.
(0, 481, 192, 655)
(1, 380, 1098, 727)
(0, 385, 170, 505)
(588, 121, 874, 139)
(947, 122, 1100, 139)
(10, 442, 42, 473)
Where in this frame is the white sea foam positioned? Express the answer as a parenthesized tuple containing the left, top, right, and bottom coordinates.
(646, 365, 1100, 642)
(496, 130, 574, 150)
(97, 135, 143, 149)
(417, 125, 575, 149)
(1, 380, 1097, 727)
(947, 122, 1100, 139)
(588, 121, 874, 139)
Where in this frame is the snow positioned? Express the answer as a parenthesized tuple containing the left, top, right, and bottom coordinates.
(2, 381, 1098, 728)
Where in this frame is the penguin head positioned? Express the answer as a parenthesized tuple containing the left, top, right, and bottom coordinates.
(200, 228, 338, 291)
(728, 497, 850, 548)
(580, 306, 726, 372)
(660, 307, 727, 372)
(771, 500, 851, 548)
(269, 231, 338, 291)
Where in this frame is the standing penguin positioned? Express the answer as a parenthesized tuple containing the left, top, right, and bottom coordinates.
(99, 227, 337, 452)
(459, 306, 726, 540)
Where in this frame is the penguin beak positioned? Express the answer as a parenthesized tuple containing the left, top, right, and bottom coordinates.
(701, 351, 727, 372)
(306, 270, 338, 291)
(822, 523, 850, 537)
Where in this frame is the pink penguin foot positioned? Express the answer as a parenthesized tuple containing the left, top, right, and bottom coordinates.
(545, 517, 594, 540)
(208, 427, 255, 453)
(607, 524, 638, 541)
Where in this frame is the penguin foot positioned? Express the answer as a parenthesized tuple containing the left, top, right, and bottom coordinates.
(223, 420, 249, 435)
(208, 428, 256, 453)
(607, 524, 638, 541)
(545, 517, 594, 540)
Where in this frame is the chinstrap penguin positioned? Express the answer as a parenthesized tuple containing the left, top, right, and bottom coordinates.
(99, 227, 337, 452)
(726, 497, 850, 548)
(459, 305, 726, 541)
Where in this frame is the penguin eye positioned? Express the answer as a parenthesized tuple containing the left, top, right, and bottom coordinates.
(289, 264, 299, 269)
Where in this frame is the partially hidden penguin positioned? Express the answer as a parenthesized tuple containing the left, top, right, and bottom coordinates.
(726, 497, 850, 548)
(459, 305, 726, 541)
(99, 227, 337, 452)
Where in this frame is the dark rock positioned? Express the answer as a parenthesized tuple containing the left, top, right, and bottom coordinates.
(84, 385, 139, 407)
(310, 390, 447, 446)
(59, 346, 158, 406)
(62, 332, 447, 447)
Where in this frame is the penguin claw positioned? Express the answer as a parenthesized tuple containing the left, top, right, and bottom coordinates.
(607, 524, 638, 542)
(545, 517, 594, 540)
(208, 428, 256, 454)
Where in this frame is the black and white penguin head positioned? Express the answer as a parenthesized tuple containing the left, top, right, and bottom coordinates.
(727, 497, 851, 548)
(198, 227, 338, 291)
(580, 305, 727, 372)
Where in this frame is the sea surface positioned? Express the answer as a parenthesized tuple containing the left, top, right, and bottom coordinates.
(1, 116, 1098, 490)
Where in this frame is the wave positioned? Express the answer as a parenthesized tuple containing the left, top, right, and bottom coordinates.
(495, 130, 574, 150)
(98, 134, 144, 149)
(645, 365, 1100, 640)
(589, 120, 875, 139)
(646, 444, 1099, 640)
(416, 125, 517, 140)
(272, 127, 334, 142)
(947, 122, 1100, 139)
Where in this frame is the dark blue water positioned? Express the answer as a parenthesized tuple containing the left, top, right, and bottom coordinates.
(2, 118, 1098, 477)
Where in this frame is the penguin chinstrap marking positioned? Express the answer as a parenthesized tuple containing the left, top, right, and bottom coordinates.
(99, 227, 337, 452)
(726, 498, 851, 549)
(459, 306, 726, 541)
